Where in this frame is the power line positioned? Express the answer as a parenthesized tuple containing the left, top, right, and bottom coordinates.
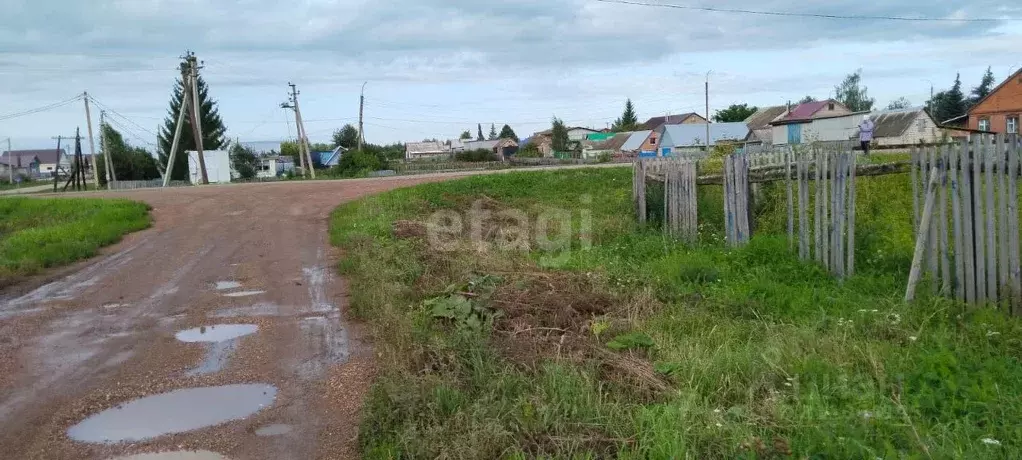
(0, 95, 83, 122)
(595, 0, 1015, 22)
(86, 96, 160, 138)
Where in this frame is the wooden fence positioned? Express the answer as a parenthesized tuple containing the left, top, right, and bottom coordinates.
(661, 160, 699, 243)
(722, 154, 751, 246)
(789, 151, 858, 278)
(905, 135, 1022, 312)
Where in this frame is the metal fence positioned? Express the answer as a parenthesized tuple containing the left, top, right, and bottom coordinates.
(108, 180, 189, 190)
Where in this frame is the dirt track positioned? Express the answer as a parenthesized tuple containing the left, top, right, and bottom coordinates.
(0, 175, 474, 459)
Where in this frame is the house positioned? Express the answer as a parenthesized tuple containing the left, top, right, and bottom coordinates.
(464, 138, 519, 159)
(448, 139, 467, 153)
(0, 149, 71, 178)
(620, 130, 656, 157)
(581, 132, 632, 159)
(744, 106, 788, 145)
(967, 68, 1022, 135)
(769, 100, 854, 145)
(567, 127, 598, 141)
(405, 141, 450, 160)
(522, 134, 554, 157)
(255, 155, 295, 178)
(187, 150, 232, 184)
(318, 146, 345, 167)
(658, 123, 750, 156)
(870, 107, 942, 147)
(640, 113, 708, 131)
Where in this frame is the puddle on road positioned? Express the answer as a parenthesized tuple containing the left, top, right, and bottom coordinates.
(254, 423, 293, 437)
(186, 341, 236, 376)
(175, 324, 258, 343)
(107, 450, 229, 459)
(222, 290, 265, 298)
(214, 281, 242, 291)
(67, 384, 278, 443)
(213, 302, 280, 318)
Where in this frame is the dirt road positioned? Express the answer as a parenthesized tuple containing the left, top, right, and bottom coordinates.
(0, 176, 469, 459)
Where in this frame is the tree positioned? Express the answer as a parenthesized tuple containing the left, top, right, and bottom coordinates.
(488, 123, 498, 140)
(459, 130, 472, 140)
(886, 97, 912, 110)
(834, 69, 874, 112)
(477, 124, 484, 141)
(712, 103, 758, 123)
(551, 117, 569, 152)
(970, 67, 996, 106)
(611, 99, 640, 132)
(334, 150, 381, 177)
(157, 60, 228, 181)
(498, 124, 518, 141)
(280, 141, 301, 169)
(332, 124, 359, 149)
(929, 73, 968, 124)
(799, 95, 818, 104)
(229, 142, 259, 180)
(97, 123, 161, 183)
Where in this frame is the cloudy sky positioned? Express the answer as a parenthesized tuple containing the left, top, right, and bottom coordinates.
(2, 0, 1021, 150)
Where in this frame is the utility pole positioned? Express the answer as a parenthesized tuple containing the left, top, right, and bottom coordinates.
(705, 71, 712, 151)
(359, 81, 366, 152)
(282, 83, 315, 178)
(163, 63, 192, 187)
(186, 52, 208, 185)
(82, 92, 100, 189)
(4, 137, 11, 184)
(100, 111, 116, 185)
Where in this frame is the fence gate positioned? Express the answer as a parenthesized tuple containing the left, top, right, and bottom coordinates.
(906, 134, 1022, 312)
(662, 160, 698, 243)
(788, 150, 858, 278)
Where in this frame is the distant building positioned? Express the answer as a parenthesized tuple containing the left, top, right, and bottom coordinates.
(405, 141, 450, 160)
(967, 68, 1021, 135)
(620, 130, 655, 157)
(257, 155, 295, 178)
(187, 150, 232, 184)
(640, 113, 708, 131)
(744, 106, 788, 145)
(318, 146, 345, 167)
(769, 100, 853, 145)
(658, 123, 750, 156)
(464, 138, 519, 159)
(0, 149, 71, 178)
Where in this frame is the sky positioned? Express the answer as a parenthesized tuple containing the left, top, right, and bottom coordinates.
(2, 0, 1021, 151)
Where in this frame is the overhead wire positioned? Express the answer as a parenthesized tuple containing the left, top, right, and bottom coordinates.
(0, 95, 83, 122)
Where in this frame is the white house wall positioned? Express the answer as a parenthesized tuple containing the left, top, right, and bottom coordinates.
(875, 112, 941, 146)
(772, 114, 865, 145)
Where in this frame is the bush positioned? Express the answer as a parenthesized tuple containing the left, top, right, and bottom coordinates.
(516, 143, 543, 158)
(596, 152, 612, 163)
(454, 149, 498, 162)
(333, 150, 383, 177)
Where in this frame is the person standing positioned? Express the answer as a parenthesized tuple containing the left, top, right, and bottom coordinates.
(858, 115, 875, 155)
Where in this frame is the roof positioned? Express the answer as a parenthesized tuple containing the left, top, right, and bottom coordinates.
(589, 132, 632, 151)
(1, 149, 67, 165)
(621, 130, 653, 151)
(968, 67, 1022, 115)
(744, 106, 787, 130)
(641, 113, 705, 130)
(567, 127, 598, 133)
(464, 139, 499, 150)
(406, 141, 447, 155)
(661, 123, 749, 147)
(871, 107, 929, 138)
(772, 100, 850, 125)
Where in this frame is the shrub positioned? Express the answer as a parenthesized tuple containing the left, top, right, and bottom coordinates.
(455, 149, 498, 162)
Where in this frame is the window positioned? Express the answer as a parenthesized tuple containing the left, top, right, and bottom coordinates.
(1008, 116, 1019, 134)
(978, 118, 990, 131)
(649, 136, 656, 145)
(918, 119, 926, 133)
(828, 103, 835, 110)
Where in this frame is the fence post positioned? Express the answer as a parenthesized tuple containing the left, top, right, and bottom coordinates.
(787, 148, 794, 251)
(972, 135, 987, 304)
(985, 135, 998, 302)
(847, 151, 857, 277)
(950, 142, 965, 302)
(939, 145, 951, 296)
(906, 166, 943, 302)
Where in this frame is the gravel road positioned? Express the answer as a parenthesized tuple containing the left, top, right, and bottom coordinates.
(0, 175, 476, 459)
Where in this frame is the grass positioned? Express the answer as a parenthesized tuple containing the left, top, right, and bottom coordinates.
(0, 197, 151, 286)
(330, 167, 1022, 459)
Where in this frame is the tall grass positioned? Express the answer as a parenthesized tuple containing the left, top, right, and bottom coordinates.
(331, 168, 1022, 458)
(0, 197, 151, 286)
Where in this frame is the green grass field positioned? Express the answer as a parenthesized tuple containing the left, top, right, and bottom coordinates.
(0, 197, 151, 287)
(330, 167, 1022, 459)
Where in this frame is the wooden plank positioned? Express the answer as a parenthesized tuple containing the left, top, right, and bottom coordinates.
(973, 135, 987, 304)
(950, 143, 965, 302)
(799, 152, 809, 260)
(997, 134, 1009, 308)
(815, 151, 823, 263)
(691, 162, 699, 243)
(823, 152, 831, 270)
(962, 139, 976, 304)
(724, 155, 733, 246)
(915, 146, 923, 234)
(928, 146, 939, 292)
(1009, 135, 1021, 311)
(663, 163, 671, 235)
(737, 155, 747, 244)
(939, 144, 951, 296)
(638, 160, 647, 225)
(848, 150, 857, 276)
(836, 152, 847, 279)
(787, 149, 794, 251)
(985, 135, 998, 302)
(906, 165, 943, 301)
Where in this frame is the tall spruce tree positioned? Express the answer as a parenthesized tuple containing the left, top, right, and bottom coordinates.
(970, 67, 996, 107)
(488, 123, 498, 140)
(477, 123, 485, 141)
(551, 117, 569, 152)
(611, 99, 639, 132)
(930, 73, 968, 124)
(157, 60, 228, 181)
(498, 124, 518, 141)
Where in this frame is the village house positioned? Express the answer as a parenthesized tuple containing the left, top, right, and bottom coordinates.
(464, 138, 519, 159)
(0, 149, 71, 179)
(405, 141, 450, 160)
(968, 68, 1021, 135)
(744, 106, 788, 145)
(657, 123, 750, 156)
(257, 155, 295, 178)
(317, 146, 345, 167)
(620, 130, 656, 157)
(581, 132, 632, 159)
(640, 113, 708, 131)
(769, 100, 854, 145)
(870, 107, 942, 147)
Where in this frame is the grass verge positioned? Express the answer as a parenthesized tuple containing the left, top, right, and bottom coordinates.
(0, 197, 151, 287)
(330, 168, 1022, 459)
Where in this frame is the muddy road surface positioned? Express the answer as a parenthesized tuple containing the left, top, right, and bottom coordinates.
(0, 176, 459, 459)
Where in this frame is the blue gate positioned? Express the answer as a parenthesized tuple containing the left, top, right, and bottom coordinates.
(787, 123, 803, 144)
